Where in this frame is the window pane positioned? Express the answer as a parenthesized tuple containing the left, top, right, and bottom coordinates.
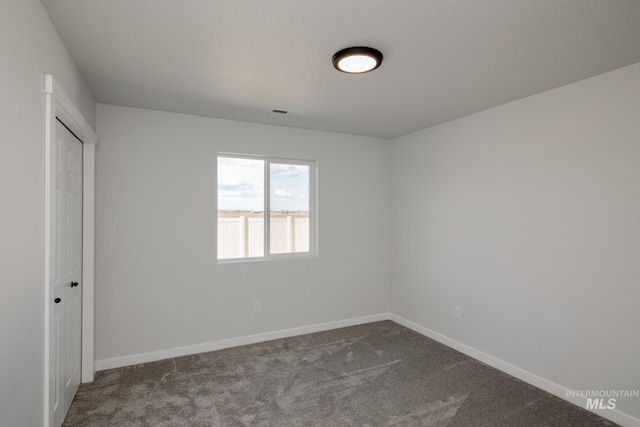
(269, 163, 310, 254)
(217, 157, 264, 259)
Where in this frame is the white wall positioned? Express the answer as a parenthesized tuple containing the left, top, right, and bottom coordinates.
(390, 62, 640, 421)
(95, 104, 390, 363)
(0, 1, 96, 426)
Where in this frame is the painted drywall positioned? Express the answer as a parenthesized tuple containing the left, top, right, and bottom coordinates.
(390, 62, 640, 420)
(94, 104, 390, 363)
(0, 1, 96, 426)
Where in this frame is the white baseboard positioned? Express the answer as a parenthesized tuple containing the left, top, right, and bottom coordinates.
(388, 313, 640, 427)
(95, 313, 389, 371)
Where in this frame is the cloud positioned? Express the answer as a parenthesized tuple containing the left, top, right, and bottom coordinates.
(273, 189, 292, 198)
(217, 157, 264, 210)
(270, 164, 309, 177)
(217, 157, 310, 211)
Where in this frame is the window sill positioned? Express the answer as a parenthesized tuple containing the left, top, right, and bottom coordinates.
(216, 253, 317, 264)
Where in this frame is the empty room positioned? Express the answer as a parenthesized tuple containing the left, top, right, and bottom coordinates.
(2, 0, 640, 426)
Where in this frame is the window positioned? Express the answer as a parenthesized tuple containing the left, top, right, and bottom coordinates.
(217, 154, 316, 261)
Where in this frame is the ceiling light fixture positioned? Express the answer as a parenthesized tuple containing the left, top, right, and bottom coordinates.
(332, 46, 383, 74)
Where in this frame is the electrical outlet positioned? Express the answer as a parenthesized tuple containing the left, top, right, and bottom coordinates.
(253, 300, 261, 313)
(454, 306, 462, 320)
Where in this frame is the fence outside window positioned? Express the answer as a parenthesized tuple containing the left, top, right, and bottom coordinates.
(217, 213, 309, 259)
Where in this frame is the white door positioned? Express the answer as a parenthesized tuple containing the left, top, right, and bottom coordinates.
(50, 118, 83, 426)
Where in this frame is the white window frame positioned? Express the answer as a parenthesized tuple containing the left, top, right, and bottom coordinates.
(216, 153, 317, 263)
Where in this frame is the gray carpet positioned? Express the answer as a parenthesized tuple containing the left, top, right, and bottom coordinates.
(64, 321, 617, 426)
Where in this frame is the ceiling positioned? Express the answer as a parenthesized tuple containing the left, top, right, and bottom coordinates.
(41, 0, 640, 139)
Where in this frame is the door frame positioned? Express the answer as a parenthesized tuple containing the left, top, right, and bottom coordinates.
(44, 74, 97, 427)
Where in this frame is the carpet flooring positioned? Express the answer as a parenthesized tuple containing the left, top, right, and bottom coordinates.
(64, 321, 618, 426)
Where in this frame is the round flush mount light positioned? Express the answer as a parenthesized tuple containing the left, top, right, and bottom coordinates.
(332, 46, 383, 74)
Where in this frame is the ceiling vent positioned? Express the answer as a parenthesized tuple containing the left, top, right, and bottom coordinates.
(271, 109, 305, 117)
